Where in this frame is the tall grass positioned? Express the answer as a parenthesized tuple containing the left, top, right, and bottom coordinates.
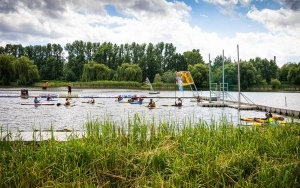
(0, 116, 299, 187)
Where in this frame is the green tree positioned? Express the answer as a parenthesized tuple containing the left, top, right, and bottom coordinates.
(212, 55, 232, 72)
(161, 70, 176, 83)
(4, 44, 26, 58)
(81, 61, 111, 81)
(188, 63, 208, 87)
(14, 56, 40, 85)
(239, 61, 259, 89)
(250, 57, 278, 84)
(116, 63, 142, 82)
(144, 43, 160, 81)
(94, 42, 114, 68)
(0, 55, 16, 85)
(163, 43, 177, 71)
(224, 63, 238, 85)
(183, 49, 204, 66)
(287, 64, 300, 85)
(279, 63, 298, 83)
(271, 79, 281, 89)
(153, 73, 162, 83)
(64, 40, 88, 81)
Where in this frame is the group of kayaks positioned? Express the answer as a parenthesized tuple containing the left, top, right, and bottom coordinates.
(21, 102, 75, 107)
(21, 97, 76, 107)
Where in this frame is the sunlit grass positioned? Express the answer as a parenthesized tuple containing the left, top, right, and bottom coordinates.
(0, 116, 299, 187)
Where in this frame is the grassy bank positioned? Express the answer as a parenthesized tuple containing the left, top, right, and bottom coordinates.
(1, 118, 299, 187)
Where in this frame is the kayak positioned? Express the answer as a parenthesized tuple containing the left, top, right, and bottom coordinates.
(130, 101, 148, 104)
(45, 98, 58, 101)
(21, 103, 55, 105)
(115, 94, 147, 98)
(241, 116, 285, 122)
(82, 101, 95, 104)
(162, 104, 183, 107)
(242, 121, 285, 126)
(190, 99, 202, 102)
(117, 100, 129, 103)
(145, 105, 159, 109)
(56, 103, 75, 107)
(39, 94, 59, 98)
(241, 116, 286, 126)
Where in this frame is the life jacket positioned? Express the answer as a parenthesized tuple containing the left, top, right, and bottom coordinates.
(268, 117, 273, 123)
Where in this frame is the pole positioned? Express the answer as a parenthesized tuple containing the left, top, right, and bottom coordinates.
(209, 54, 211, 103)
(237, 44, 241, 125)
(222, 49, 225, 104)
(285, 96, 287, 107)
(237, 45, 241, 111)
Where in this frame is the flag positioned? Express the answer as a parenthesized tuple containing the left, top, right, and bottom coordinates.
(176, 73, 184, 92)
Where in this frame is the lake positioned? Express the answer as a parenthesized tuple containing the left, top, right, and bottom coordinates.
(0, 88, 299, 132)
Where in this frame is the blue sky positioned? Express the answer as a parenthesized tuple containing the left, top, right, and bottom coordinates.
(0, 0, 299, 67)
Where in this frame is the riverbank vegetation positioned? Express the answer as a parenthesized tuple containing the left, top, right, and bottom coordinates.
(1, 118, 299, 187)
(1, 42, 300, 91)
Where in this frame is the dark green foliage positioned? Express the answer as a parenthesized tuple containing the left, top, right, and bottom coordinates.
(188, 63, 209, 87)
(0, 55, 16, 85)
(1, 42, 300, 88)
(81, 61, 111, 81)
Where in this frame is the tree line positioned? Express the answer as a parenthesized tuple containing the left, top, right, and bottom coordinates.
(0, 41, 299, 90)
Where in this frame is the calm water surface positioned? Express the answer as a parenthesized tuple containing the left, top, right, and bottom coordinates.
(0, 88, 299, 132)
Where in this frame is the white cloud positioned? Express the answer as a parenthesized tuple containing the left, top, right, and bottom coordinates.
(0, 0, 299, 67)
(247, 7, 300, 37)
(204, 0, 239, 7)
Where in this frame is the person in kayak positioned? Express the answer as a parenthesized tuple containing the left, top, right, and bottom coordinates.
(266, 112, 274, 124)
(175, 97, 182, 106)
(138, 97, 144, 103)
(148, 99, 156, 107)
(34, 97, 40, 104)
(46, 94, 51, 101)
(89, 97, 95, 104)
(197, 96, 202, 102)
(117, 95, 123, 102)
(65, 98, 71, 105)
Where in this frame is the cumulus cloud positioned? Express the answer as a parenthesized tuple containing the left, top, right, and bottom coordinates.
(203, 0, 251, 8)
(247, 6, 300, 37)
(280, 0, 300, 11)
(0, 0, 299, 66)
(203, 0, 252, 15)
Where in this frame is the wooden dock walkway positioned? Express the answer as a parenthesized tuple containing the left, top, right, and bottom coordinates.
(197, 97, 300, 118)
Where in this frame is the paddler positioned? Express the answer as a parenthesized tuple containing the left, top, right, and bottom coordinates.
(175, 97, 182, 106)
(34, 96, 40, 104)
(148, 99, 156, 107)
(266, 112, 274, 124)
(65, 98, 71, 105)
(46, 94, 51, 101)
(89, 97, 95, 104)
(117, 95, 123, 101)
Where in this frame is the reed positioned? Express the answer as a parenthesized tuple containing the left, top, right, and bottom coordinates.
(0, 117, 299, 187)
